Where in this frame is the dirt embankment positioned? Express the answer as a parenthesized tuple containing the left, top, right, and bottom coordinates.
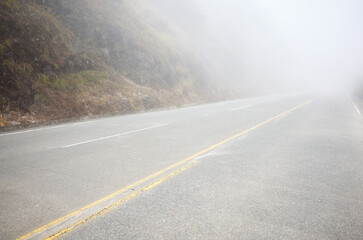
(0, 0, 229, 128)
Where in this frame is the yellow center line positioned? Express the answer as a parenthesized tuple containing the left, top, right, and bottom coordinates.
(17, 98, 314, 240)
(44, 161, 199, 240)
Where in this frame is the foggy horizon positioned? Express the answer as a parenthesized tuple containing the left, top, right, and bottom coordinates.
(181, 0, 363, 93)
(1, 1, 362, 239)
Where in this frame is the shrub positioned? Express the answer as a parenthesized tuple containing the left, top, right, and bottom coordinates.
(52, 78, 69, 91)
(0, 0, 19, 10)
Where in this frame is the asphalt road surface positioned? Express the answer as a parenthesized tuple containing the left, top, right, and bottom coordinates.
(0, 92, 362, 239)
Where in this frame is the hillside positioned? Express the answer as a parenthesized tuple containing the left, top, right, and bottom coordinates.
(0, 0, 230, 128)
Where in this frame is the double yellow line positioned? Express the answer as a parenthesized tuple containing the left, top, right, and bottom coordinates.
(18, 98, 314, 240)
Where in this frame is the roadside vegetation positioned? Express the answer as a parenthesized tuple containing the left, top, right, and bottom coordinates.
(0, 0, 228, 128)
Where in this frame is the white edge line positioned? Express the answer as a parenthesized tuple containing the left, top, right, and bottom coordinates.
(0, 125, 65, 136)
(0, 120, 98, 137)
(62, 123, 168, 148)
(230, 105, 252, 111)
(350, 97, 361, 116)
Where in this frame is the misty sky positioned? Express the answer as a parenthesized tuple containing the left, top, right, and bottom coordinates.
(195, 0, 363, 92)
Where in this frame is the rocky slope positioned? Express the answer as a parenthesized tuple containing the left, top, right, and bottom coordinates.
(0, 0, 231, 128)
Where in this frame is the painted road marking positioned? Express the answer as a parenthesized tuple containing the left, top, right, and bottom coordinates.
(0, 120, 97, 137)
(274, 112, 291, 122)
(62, 124, 168, 148)
(0, 125, 66, 136)
(230, 105, 251, 111)
(350, 97, 361, 116)
(18, 99, 314, 240)
(44, 161, 199, 240)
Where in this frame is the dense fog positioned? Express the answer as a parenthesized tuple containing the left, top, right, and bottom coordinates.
(1, 0, 363, 126)
(151, 0, 363, 94)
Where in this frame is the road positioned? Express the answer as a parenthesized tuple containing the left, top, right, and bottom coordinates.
(0, 92, 362, 239)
